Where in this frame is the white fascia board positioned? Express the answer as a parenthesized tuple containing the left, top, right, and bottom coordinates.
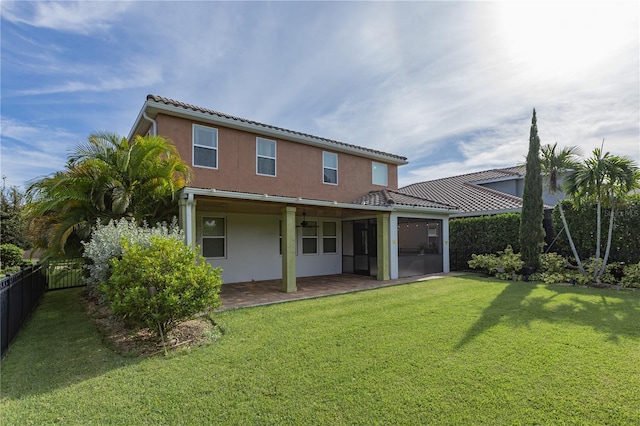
(182, 187, 457, 215)
(450, 208, 521, 218)
(139, 100, 408, 165)
(127, 104, 149, 141)
(392, 205, 460, 216)
(181, 187, 393, 212)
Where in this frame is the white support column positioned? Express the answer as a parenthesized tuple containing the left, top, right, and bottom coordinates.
(442, 216, 450, 273)
(179, 192, 197, 248)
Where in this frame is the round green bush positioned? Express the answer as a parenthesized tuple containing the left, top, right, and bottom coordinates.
(1, 243, 24, 268)
(101, 236, 222, 337)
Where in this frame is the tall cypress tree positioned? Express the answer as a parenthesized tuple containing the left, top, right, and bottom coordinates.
(519, 108, 545, 271)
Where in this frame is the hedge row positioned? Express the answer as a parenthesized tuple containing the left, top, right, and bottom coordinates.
(449, 196, 640, 271)
(449, 213, 520, 270)
(550, 195, 640, 265)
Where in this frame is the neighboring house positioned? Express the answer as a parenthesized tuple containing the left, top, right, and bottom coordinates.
(128, 95, 457, 290)
(400, 166, 561, 218)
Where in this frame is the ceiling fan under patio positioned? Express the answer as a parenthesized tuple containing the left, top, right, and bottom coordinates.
(297, 212, 319, 228)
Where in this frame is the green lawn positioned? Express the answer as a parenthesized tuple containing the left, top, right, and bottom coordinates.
(2, 275, 639, 425)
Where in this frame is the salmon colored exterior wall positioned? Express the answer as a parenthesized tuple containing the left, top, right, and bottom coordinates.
(156, 114, 399, 203)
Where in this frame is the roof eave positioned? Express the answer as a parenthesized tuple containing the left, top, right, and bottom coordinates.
(182, 187, 456, 215)
(391, 204, 460, 215)
(127, 101, 152, 141)
(182, 187, 393, 212)
(131, 99, 408, 165)
(451, 207, 521, 218)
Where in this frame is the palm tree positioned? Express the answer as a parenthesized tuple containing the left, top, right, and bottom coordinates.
(598, 157, 639, 280)
(565, 144, 639, 281)
(540, 143, 585, 275)
(25, 132, 192, 256)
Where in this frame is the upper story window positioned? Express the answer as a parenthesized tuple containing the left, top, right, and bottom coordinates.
(323, 152, 338, 185)
(256, 137, 276, 176)
(193, 124, 218, 169)
(372, 161, 388, 186)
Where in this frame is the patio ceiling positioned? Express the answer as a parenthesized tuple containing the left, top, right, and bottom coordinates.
(195, 195, 381, 219)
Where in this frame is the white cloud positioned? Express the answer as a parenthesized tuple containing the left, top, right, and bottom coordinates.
(304, 2, 640, 186)
(1, 1, 638, 191)
(0, 118, 80, 188)
(1, 1, 131, 34)
(17, 61, 163, 96)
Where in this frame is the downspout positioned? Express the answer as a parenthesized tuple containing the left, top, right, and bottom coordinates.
(142, 112, 157, 136)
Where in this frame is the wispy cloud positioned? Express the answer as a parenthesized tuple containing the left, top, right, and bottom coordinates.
(1, 1, 130, 34)
(0, 118, 80, 188)
(16, 61, 163, 95)
(1, 1, 638, 191)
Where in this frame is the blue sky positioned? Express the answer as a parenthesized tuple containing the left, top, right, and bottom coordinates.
(1, 1, 638, 190)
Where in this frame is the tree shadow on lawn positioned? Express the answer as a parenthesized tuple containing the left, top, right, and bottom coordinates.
(454, 275, 640, 350)
(0, 288, 140, 400)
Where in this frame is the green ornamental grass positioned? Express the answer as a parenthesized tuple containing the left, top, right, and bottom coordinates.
(2, 275, 639, 425)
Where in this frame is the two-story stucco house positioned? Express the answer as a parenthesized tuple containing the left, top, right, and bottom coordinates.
(128, 95, 457, 291)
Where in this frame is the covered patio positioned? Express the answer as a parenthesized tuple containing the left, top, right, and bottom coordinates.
(217, 272, 458, 311)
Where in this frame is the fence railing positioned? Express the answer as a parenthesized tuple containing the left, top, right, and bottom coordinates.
(0, 264, 47, 359)
(46, 259, 85, 290)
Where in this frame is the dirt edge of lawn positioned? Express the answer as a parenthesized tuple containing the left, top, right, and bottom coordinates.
(81, 289, 221, 357)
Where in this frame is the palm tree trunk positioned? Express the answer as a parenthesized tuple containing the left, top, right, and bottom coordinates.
(599, 204, 616, 281)
(594, 199, 602, 282)
(558, 202, 585, 275)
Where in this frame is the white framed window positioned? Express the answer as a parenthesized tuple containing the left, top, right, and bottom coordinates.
(202, 217, 225, 258)
(323, 152, 338, 185)
(322, 221, 337, 254)
(193, 124, 218, 169)
(302, 222, 318, 254)
(372, 161, 388, 186)
(257, 137, 276, 176)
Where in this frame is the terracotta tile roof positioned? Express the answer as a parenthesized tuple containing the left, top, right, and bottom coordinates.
(352, 189, 458, 210)
(146, 94, 407, 163)
(399, 166, 526, 214)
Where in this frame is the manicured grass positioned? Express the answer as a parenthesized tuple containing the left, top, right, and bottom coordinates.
(2, 275, 639, 425)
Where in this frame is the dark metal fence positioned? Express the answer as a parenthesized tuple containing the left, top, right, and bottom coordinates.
(46, 259, 85, 290)
(0, 264, 47, 359)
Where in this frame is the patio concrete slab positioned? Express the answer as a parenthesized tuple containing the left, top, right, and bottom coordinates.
(217, 273, 460, 311)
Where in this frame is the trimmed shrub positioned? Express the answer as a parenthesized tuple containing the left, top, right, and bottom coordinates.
(101, 236, 222, 338)
(82, 218, 184, 287)
(621, 262, 640, 288)
(531, 253, 572, 284)
(468, 245, 523, 280)
(1, 243, 24, 268)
